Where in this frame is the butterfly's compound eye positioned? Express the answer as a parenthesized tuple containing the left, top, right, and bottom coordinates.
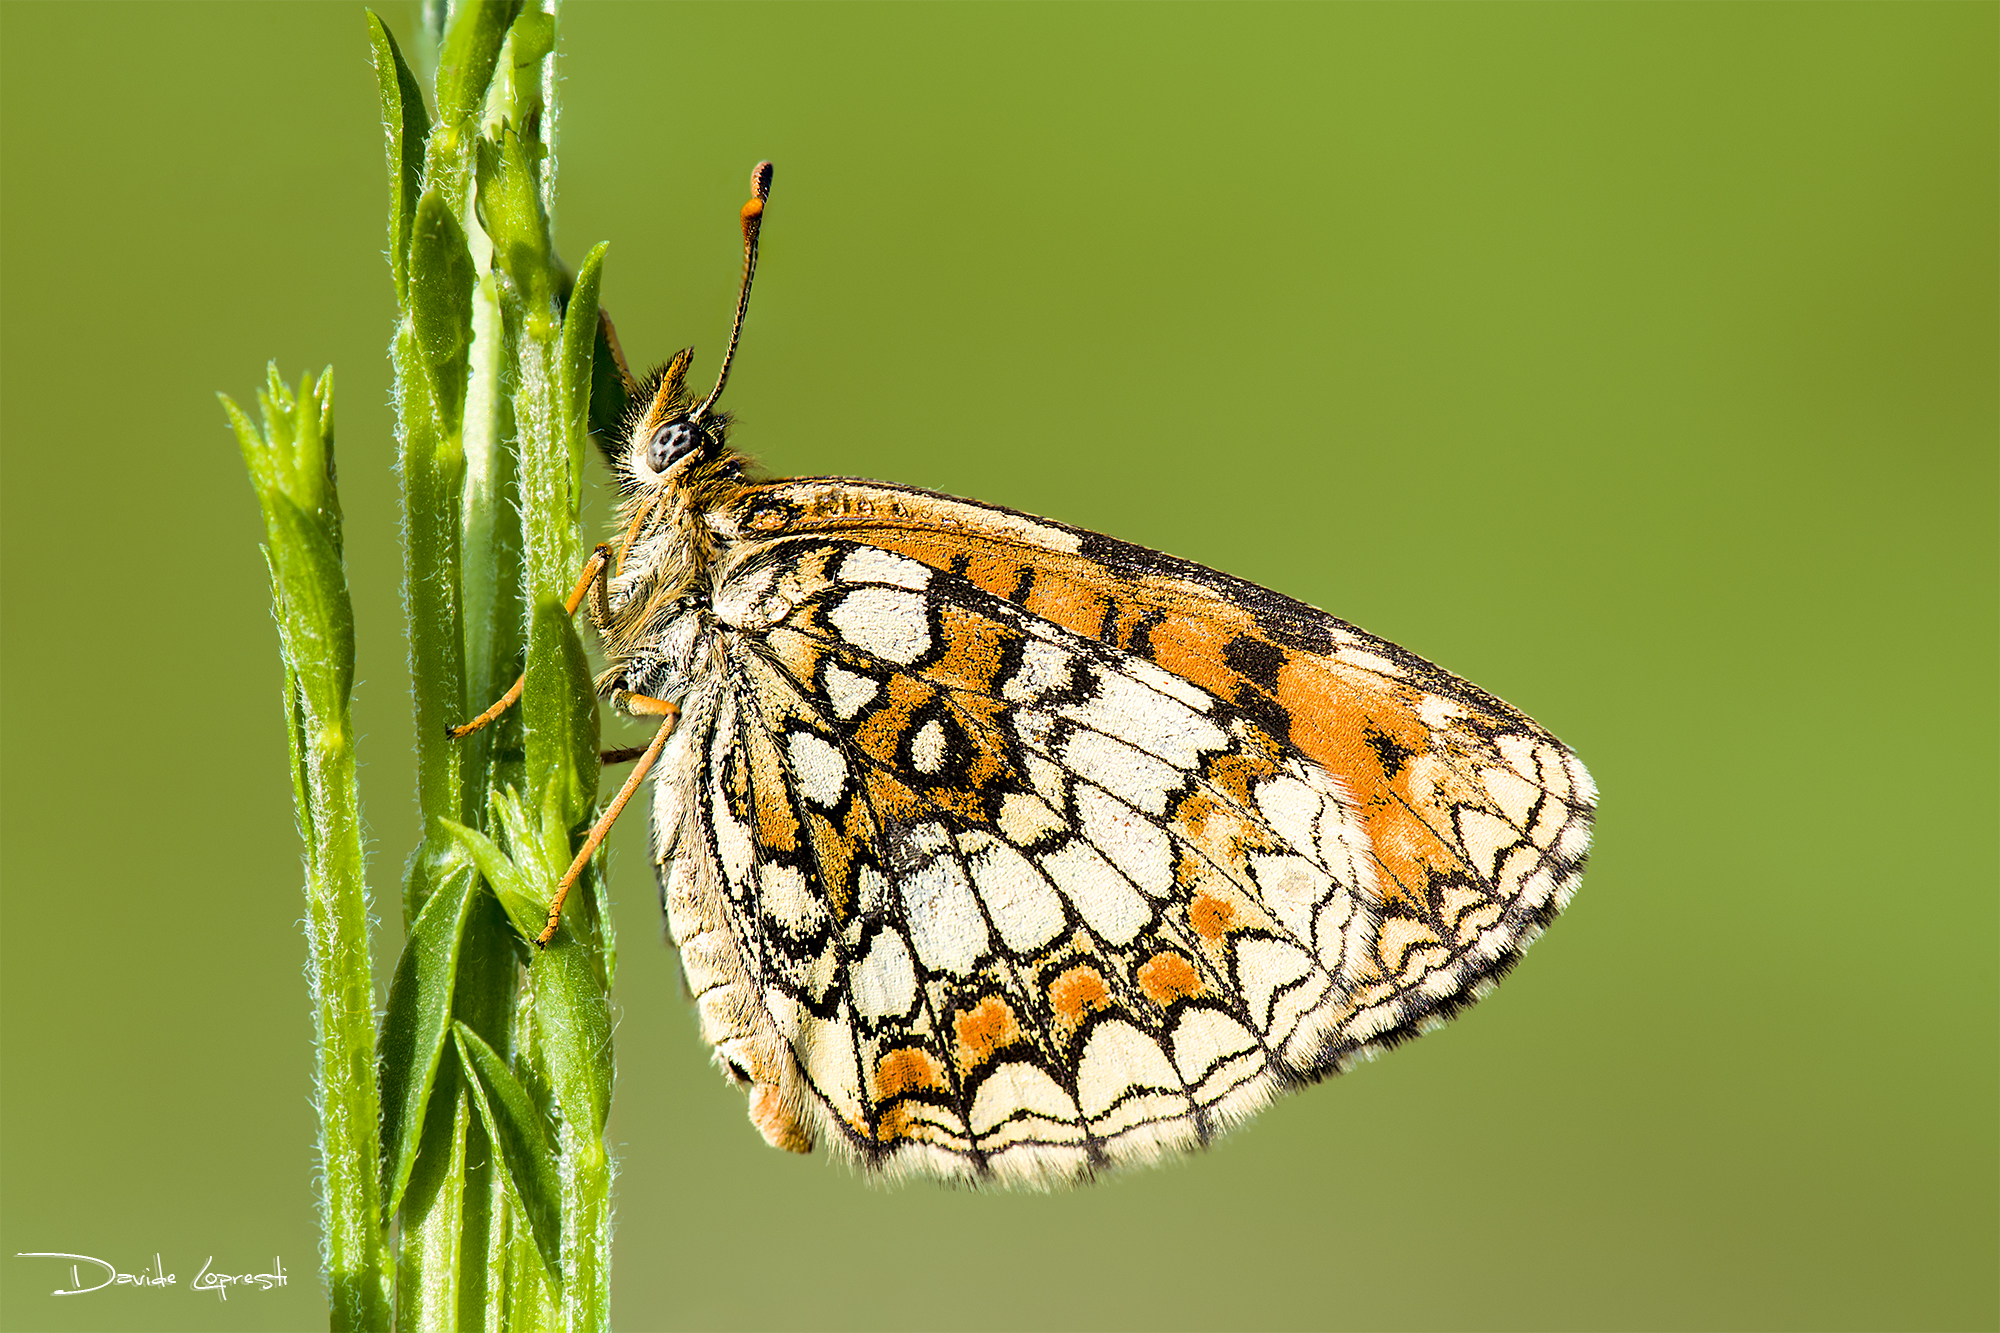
(646, 420, 700, 473)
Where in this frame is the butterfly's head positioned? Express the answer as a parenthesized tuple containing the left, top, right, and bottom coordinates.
(613, 348, 735, 496)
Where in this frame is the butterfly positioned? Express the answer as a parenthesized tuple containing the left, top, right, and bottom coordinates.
(454, 162, 1597, 1187)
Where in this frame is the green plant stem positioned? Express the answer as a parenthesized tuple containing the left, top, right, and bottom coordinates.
(304, 714, 393, 1330)
(226, 369, 392, 1331)
(369, 4, 618, 1325)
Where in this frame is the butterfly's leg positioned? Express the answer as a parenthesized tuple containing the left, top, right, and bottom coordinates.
(446, 544, 617, 740)
(599, 744, 648, 765)
(535, 692, 679, 947)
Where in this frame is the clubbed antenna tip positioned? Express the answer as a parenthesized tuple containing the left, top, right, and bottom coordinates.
(698, 160, 775, 422)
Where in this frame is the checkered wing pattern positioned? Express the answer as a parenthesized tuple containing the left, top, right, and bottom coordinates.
(652, 479, 1595, 1186)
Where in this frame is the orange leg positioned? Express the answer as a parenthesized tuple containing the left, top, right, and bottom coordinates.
(535, 693, 679, 947)
(446, 545, 615, 740)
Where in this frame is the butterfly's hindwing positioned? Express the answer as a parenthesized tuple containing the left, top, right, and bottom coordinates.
(647, 479, 1595, 1186)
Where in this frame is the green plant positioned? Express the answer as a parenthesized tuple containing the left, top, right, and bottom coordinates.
(227, 3, 617, 1327)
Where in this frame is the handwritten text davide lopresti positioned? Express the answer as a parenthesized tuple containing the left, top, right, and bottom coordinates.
(16, 1252, 288, 1300)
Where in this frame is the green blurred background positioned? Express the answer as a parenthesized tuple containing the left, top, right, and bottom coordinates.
(2, 3, 1993, 1330)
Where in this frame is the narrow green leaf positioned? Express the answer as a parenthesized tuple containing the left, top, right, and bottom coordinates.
(532, 939, 613, 1140)
(378, 859, 479, 1220)
(267, 493, 355, 724)
(453, 1023, 563, 1289)
(474, 127, 553, 311)
(434, 0, 514, 126)
(560, 242, 608, 502)
(437, 816, 543, 942)
(311, 367, 340, 524)
(390, 317, 469, 894)
(410, 190, 477, 431)
(522, 598, 599, 831)
(489, 786, 545, 880)
(366, 11, 431, 303)
(290, 368, 341, 548)
(223, 394, 280, 513)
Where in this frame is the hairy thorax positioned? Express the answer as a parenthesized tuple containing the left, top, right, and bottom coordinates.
(594, 474, 743, 705)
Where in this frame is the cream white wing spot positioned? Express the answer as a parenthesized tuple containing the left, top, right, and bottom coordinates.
(1496, 844, 1539, 899)
(1315, 797, 1375, 895)
(1536, 745, 1572, 803)
(851, 928, 918, 1020)
(759, 863, 829, 936)
(1247, 852, 1331, 945)
(805, 1003, 865, 1124)
(970, 1062, 1084, 1137)
(1335, 647, 1405, 677)
(910, 718, 948, 774)
(962, 834, 1067, 953)
(1013, 708, 1054, 753)
(821, 662, 879, 720)
(1530, 800, 1567, 849)
(1169, 1009, 1260, 1085)
(1439, 884, 1486, 929)
(1040, 839, 1151, 946)
(827, 586, 931, 665)
(1419, 694, 1467, 730)
(1376, 916, 1445, 978)
(1022, 753, 1071, 813)
(1480, 764, 1541, 829)
(1058, 669, 1228, 769)
(763, 986, 864, 1124)
(1073, 784, 1175, 898)
(1233, 935, 1315, 1032)
(1076, 1020, 1185, 1119)
(898, 846, 989, 977)
(1270, 973, 1335, 1057)
(1254, 775, 1324, 862)
(1456, 902, 1504, 944)
(1497, 734, 1540, 783)
(1455, 807, 1519, 880)
(786, 731, 848, 808)
(838, 545, 933, 590)
(707, 750, 755, 891)
(997, 791, 1067, 847)
(1002, 638, 1075, 704)
(1317, 888, 1375, 984)
(857, 865, 890, 918)
(1057, 728, 1183, 817)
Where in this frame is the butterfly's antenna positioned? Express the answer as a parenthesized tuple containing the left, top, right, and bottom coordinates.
(691, 160, 773, 424)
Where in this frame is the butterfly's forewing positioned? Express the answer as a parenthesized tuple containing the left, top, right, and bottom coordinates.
(654, 478, 1595, 1186)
